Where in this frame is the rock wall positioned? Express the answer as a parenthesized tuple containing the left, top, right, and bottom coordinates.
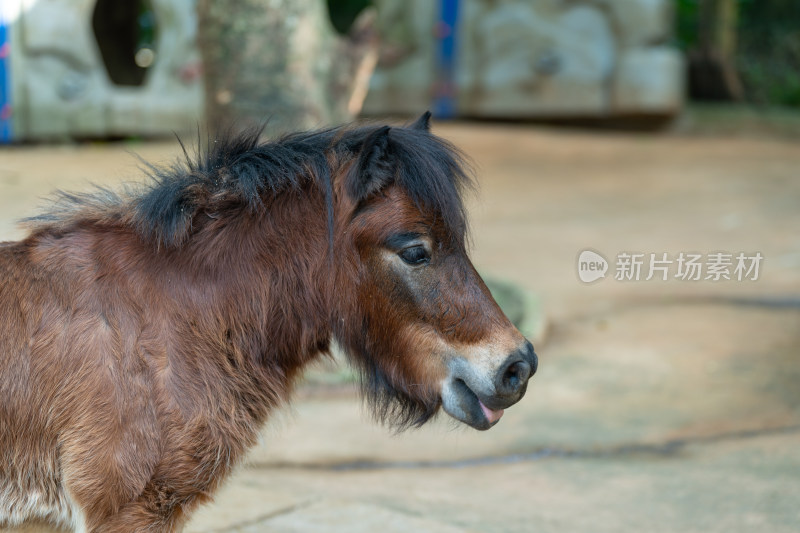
(5, 0, 202, 141)
(362, 0, 684, 118)
(1, 0, 684, 141)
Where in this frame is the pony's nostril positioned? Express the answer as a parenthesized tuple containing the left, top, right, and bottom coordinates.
(498, 360, 531, 395)
(505, 363, 520, 387)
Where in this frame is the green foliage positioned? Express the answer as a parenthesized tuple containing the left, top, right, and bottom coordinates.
(676, 0, 800, 107)
(738, 0, 800, 107)
(675, 0, 699, 48)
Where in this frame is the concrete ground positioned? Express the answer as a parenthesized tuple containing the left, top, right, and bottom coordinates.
(1, 119, 798, 532)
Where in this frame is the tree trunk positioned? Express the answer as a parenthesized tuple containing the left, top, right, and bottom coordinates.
(196, 0, 377, 134)
(689, 0, 743, 101)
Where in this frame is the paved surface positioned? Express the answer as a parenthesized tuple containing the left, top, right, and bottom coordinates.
(1, 121, 799, 532)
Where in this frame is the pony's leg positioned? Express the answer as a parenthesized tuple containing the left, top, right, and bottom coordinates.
(93, 502, 186, 533)
(65, 483, 182, 533)
(92, 477, 209, 533)
(59, 391, 165, 531)
(61, 442, 169, 532)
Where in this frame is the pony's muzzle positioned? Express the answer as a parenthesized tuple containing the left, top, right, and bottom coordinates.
(441, 340, 537, 431)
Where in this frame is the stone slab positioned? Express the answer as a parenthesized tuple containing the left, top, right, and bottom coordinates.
(612, 47, 685, 114)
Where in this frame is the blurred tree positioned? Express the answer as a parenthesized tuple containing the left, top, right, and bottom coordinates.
(678, 0, 800, 107)
(688, 0, 744, 100)
(737, 0, 800, 107)
(197, 0, 377, 134)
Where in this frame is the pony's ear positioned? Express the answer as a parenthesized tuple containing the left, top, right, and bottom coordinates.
(410, 111, 432, 131)
(348, 126, 394, 201)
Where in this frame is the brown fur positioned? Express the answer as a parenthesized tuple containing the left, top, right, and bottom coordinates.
(0, 118, 528, 531)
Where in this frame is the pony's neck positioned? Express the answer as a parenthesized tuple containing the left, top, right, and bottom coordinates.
(154, 183, 335, 376)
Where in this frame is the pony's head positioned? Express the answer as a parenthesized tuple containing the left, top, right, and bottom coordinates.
(333, 113, 537, 430)
(29, 111, 537, 432)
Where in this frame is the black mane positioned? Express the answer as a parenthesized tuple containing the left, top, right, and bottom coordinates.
(27, 120, 474, 248)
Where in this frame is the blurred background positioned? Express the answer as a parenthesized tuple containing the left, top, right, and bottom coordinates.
(0, 1, 799, 532)
(2, 0, 800, 139)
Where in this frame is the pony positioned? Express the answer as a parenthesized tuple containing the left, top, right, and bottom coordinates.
(0, 113, 537, 532)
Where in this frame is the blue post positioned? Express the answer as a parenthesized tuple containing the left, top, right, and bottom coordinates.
(0, 6, 11, 143)
(433, 0, 459, 120)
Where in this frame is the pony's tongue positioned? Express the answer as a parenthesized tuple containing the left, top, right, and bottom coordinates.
(479, 400, 504, 424)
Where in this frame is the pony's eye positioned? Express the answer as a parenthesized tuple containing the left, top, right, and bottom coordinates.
(399, 246, 430, 265)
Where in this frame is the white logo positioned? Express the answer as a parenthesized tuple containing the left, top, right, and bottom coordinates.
(577, 250, 763, 283)
(577, 250, 608, 283)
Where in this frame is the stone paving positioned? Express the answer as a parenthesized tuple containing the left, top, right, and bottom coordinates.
(1, 120, 799, 532)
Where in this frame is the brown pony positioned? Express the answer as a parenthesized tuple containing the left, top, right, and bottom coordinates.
(0, 113, 537, 532)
